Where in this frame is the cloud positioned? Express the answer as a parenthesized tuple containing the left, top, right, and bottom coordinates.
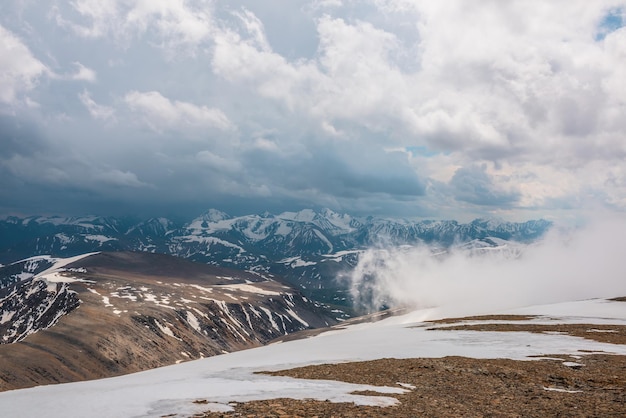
(450, 165, 520, 207)
(239, 139, 425, 204)
(78, 90, 115, 121)
(196, 150, 242, 173)
(53, 0, 215, 49)
(0, 149, 149, 190)
(208, 2, 626, 215)
(0, 24, 47, 104)
(52, 0, 118, 39)
(211, 17, 317, 112)
(69, 62, 97, 82)
(124, 90, 233, 132)
(348, 216, 626, 317)
(2, 1, 626, 218)
(212, 13, 407, 127)
(93, 168, 151, 188)
(231, 8, 271, 52)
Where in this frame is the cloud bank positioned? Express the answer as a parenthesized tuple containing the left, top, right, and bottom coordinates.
(0, 1, 625, 219)
(348, 216, 626, 317)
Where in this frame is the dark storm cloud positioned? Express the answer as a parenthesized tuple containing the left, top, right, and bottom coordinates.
(450, 165, 520, 207)
(0, 115, 48, 156)
(241, 141, 424, 199)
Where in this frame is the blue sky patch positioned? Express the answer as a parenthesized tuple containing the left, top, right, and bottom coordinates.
(596, 9, 624, 41)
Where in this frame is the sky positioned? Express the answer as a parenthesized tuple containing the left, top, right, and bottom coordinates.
(1, 1, 625, 221)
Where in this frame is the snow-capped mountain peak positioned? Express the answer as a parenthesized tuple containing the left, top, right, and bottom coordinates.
(202, 209, 231, 222)
(277, 209, 317, 223)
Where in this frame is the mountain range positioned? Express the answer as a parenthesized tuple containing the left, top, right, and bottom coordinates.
(5, 210, 622, 416)
(0, 209, 552, 309)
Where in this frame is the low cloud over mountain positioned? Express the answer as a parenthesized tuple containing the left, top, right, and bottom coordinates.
(349, 216, 626, 316)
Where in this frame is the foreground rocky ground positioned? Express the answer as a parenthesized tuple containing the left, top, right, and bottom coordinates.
(201, 316, 626, 417)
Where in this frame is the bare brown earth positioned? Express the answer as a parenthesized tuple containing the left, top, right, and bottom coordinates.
(0, 279, 261, 391)
(0, 252, 336, 392)
(202, 312, 626, 417)
(427, 322, 626, 345)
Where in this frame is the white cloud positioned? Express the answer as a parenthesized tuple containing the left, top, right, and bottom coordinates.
(231, 8, 271, 52)
(78, 90, 115, 121)
(70, 62, 97, 82)
(53, 1, 118, 38)
(348, 216, 626, 316)
(124, 90, 232, 132)
(212, 13, 407, 125)
(311, 0, 343, 10)
(221, 3, 624, 149)
(212, 26, 313, 112)
(54, 0, 215, 49)
(0, 24, 47, 104)
(310, 16, 409, 127)
(126, 0, 214, 46)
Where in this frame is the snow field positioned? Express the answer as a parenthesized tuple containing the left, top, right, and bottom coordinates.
(0, 298, 625, 417)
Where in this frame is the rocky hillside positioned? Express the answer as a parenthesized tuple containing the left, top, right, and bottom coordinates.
(0, 252, 336, 391)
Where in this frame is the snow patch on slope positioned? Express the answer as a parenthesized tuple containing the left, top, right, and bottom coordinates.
(218, 284, 281, 296)
(1, 298, 626, 417)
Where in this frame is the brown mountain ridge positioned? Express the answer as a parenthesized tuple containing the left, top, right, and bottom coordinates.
(0, 251, 337, 391)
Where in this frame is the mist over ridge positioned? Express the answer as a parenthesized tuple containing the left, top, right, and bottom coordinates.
(348, 216, 626, 317)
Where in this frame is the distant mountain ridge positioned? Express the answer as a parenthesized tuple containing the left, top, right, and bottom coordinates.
(0, 210, 551, 307)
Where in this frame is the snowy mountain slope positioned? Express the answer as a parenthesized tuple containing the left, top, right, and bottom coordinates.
(0, 210, 552, 309)
(0, 253, 97, 344)
(0, 297, 624, 417)
(0, 252, 337, 391)
(0, 279, 79, 344)
(0, 210, 551, 263)
(0, 255, 57, 289)
(0, 216, 127, 262)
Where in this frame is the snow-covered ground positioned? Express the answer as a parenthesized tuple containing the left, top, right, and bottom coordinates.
(34, 252, 99, 281)
(1, 298, 625, 418)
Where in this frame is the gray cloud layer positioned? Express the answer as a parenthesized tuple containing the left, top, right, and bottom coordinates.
(1, 1, 625, 220)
